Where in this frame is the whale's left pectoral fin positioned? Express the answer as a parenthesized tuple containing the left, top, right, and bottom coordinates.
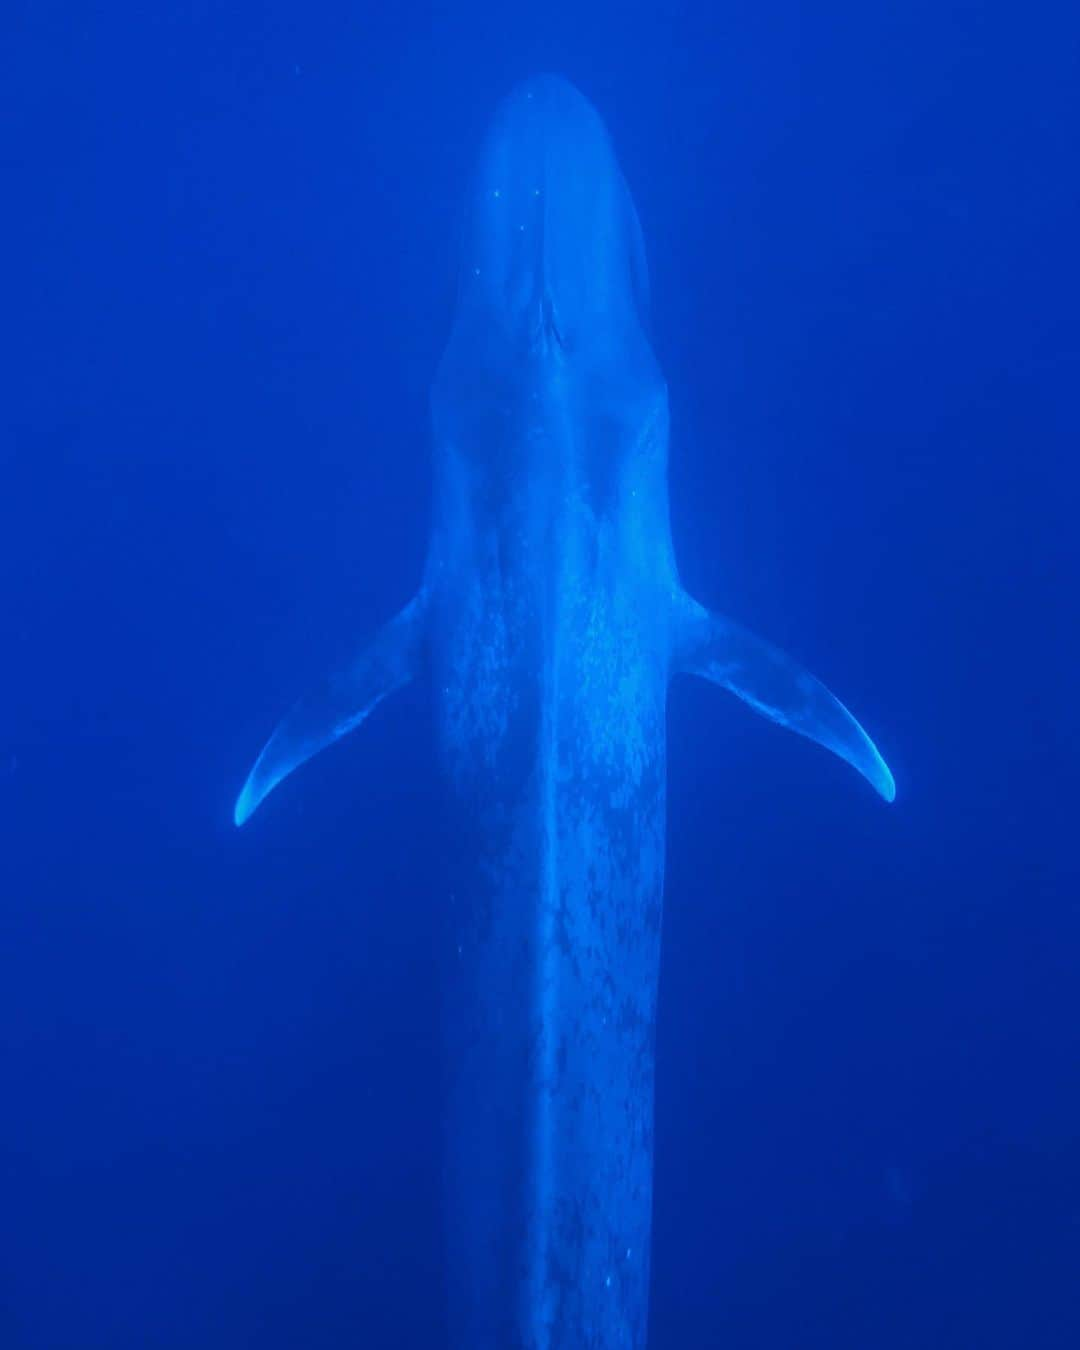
(674, 594, 895, 802)
(234, 592, 428, 827)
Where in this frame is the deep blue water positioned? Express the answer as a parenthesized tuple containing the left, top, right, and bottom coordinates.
(4, 3, 1078, 1346)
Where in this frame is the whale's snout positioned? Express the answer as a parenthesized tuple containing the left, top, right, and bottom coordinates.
(455, 75, 650, 351)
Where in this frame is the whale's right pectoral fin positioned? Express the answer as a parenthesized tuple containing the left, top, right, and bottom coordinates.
(673, 593, 895, 802)
(234, 592, 428, 827)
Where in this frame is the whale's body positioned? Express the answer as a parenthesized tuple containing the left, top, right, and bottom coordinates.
(235, 77, 893, 1349)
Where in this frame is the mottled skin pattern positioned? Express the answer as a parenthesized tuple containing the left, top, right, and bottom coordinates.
(419, 77, 679, 1350)
(429, 332, 673, 1345)
(234, 74, 894, 1350)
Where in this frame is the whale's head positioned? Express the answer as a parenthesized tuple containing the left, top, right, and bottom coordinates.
(453, 75, 651, 358)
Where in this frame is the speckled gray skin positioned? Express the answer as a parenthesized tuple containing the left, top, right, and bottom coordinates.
(234, 75, 893, 1350)
(427, 79, 673, 1347)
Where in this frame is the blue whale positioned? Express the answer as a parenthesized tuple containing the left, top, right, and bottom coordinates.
(235, 75, 893, 1350)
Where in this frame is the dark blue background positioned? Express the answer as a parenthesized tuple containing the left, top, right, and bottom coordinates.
(4, 2, 1078, 1346)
